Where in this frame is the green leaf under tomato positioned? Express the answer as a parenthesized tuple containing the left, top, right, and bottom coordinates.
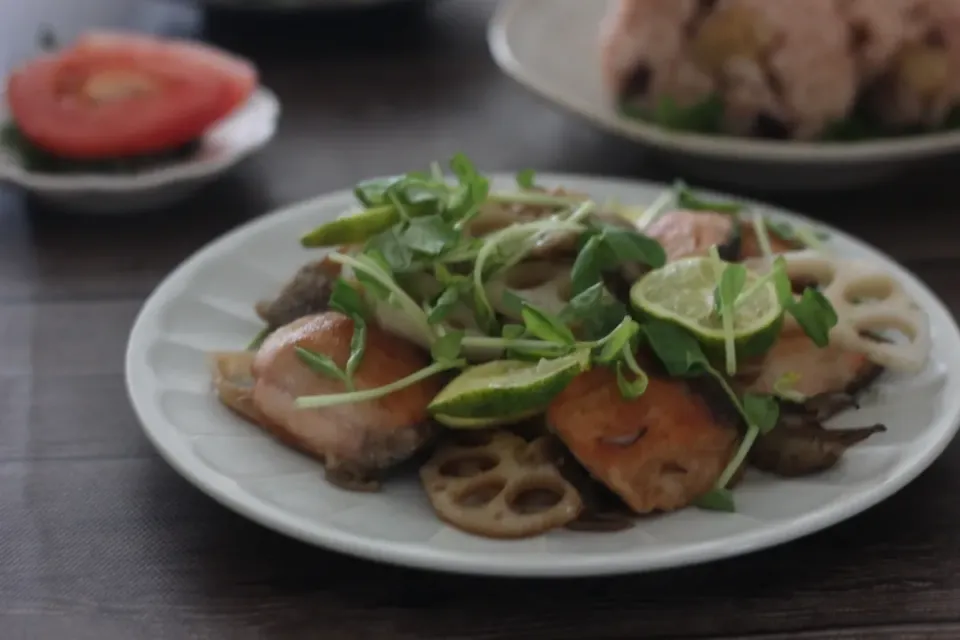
(647, 95, 725, 134)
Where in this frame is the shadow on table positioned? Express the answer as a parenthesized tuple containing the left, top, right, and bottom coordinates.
(133, 434, 960, 637)
(194, 0, 477, 59)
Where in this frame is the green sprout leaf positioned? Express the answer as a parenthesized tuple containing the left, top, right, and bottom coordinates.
(674, 180, 744, 214)
(694, 488, 736, 512)
(786, 288, 839, 347)
(329, 278, 367, 318)
(295, 347, 348, 385)
(431, 330, 465, 363)
(516, 168, 537, 189)
(399, 215, 460, 256)
(520, 303, 576, 346)
(742, 393, 780, 435)
(344, 318, 367, 386)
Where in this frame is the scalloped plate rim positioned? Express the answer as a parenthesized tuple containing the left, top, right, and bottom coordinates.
(125, 173, 960, 577)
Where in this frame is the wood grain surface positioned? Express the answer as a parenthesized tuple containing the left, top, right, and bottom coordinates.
(3, 2, 960, 638)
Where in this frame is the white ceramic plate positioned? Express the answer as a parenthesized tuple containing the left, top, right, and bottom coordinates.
(125, 173, 960, 577)
(488, 0, 960, 191)
(0, 86, 280, 214)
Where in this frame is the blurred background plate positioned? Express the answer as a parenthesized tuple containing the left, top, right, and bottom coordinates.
(488, 0, 960, 193)
(191, 0, 422, 11)
(0, 86, 280, 215)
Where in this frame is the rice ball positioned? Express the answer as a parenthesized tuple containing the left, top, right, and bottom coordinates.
(601, 0, 960, 140)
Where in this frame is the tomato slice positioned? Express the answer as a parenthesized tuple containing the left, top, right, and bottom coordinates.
(75, 32, 257, 115)
(6, 33, 258, 159)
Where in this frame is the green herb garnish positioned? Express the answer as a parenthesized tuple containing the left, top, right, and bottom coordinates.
(0, 121, 201, 175)
(247, 327, 272, 351)
(642, 318, 780, 511)
(620, 94, 725, 135)
(569, 221, 666, 296)
(674, 180, 744, 214)
(284, 154, 849, 519)
(714, 260, 748, 376)
(772, 372, 806, 403)
(515, 168, 537, 189)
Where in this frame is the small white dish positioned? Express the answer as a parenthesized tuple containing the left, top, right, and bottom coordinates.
(0, 86, 280, 214)
(488, 0, 960, 191)
(125, 172, 960, 577)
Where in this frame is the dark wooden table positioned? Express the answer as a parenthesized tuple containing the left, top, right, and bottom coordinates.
(3, 2, 960, 638)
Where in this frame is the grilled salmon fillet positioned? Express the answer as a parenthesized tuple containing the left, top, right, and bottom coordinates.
(643, 210, 739, 262)
(738, 331, 880, 400)
(547, 368, 738, 514)
(250, 312, 442, 475)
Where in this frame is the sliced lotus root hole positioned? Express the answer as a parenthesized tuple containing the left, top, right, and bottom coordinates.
(437, 454, 500, 479)
(772, 252, 931, 373)
(846, 315, 927, 373)
(419, 431, 583, 538)
(857, 321, 917, 346)
(455, 477, 508, 508)
(844, 276, 895, 305)
(507, 483, 566, 515)
(785, 262, 835, 292)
